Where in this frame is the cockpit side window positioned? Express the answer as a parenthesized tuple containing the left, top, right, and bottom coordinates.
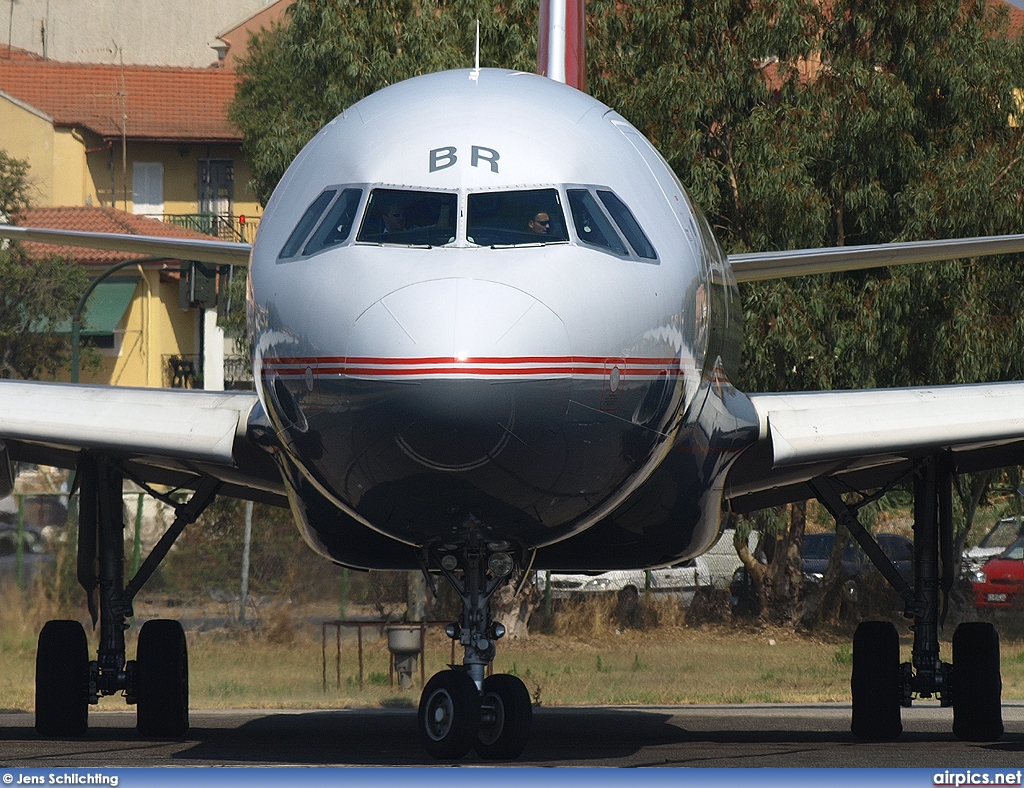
(467, 188, 569, 246)
(597, 190, 657, 260)
(357, 188, 457, 246)
(303, 188, 362, 256)
(566, 189, 628, 256)
(279, 189, 337, 260)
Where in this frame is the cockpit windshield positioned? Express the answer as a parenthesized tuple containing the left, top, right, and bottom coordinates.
(279, 189, 337, 260)
(357, 188, 457, 246)
(467, 188, 569, 247)
(279, 184, 657, 260)
(303, 188, 362, 256)
(566, 189, 628, 256)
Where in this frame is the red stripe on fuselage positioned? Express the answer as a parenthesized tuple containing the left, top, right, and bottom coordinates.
(261, 355, 688, 379)
(263, 355, 680, 366)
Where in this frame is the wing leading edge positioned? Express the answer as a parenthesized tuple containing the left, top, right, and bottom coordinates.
(0, 225, 251, 267)
(725, 381, 1024, 513)
(729, 233, 1024, 282)
(0, 380, 284, 506)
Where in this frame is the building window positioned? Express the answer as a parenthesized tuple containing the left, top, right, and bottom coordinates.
(198, 159, 234, 217)
(132, 162, 164, 216)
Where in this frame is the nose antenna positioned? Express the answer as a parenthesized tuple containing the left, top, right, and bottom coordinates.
(470, 20, 481, 81)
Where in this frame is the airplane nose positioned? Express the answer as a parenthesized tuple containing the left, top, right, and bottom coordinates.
(348, 278, 570, 360)
(347, 279, 572, 472)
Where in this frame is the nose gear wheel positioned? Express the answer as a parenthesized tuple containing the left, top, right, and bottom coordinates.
(418, 669, 480, 759)
(476, 673, 532, 759)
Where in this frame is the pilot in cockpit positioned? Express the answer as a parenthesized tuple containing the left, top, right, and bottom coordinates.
(528, 211, 551, 235)
(382, 204, 408, 234)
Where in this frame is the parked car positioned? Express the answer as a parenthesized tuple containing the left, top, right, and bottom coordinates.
(0, 524, 55, 586)
(729, 531, 913, 616)
(802, 532, 914, 587)
(972, 535, 1024, 609)
(963, 516, 1024, 577)
(543, 558, 712, 600)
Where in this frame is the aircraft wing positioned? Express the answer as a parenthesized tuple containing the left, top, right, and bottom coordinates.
(725, 382, 1024, 512)
(0, 225, 251, 267)
(728, 233, 1024, 282)
(0, 380, 285, 506)
(3, 223, 1024, 276)
(724, 233, 1024, 510)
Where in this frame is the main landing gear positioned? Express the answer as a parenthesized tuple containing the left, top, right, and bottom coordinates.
(813, 454, 1003, 743)
(417, 534, 533, 760)
(34, 454, 219, 738)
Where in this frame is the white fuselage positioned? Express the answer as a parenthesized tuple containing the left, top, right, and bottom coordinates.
(247, 68, 753, 571)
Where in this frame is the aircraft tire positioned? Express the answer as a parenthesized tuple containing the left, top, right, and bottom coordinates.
(952, 621, 1003, 742)
(136, 619, 189, 738)
(35, 620, 89, 737)
(475, 673, 532, 760)
(851, 620, 902, 741)
(419, 669, 480, 759)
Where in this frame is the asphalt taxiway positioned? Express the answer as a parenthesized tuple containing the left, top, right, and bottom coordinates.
(1, 703, 1023, 767)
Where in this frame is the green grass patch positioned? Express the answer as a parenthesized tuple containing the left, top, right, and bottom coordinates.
(4, 589, 1024, 711)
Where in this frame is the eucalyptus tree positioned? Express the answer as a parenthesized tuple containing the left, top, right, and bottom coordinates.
(231, 0, 538, 205)
(588, 0, 1024, 624)
(0, 152, 88, 381)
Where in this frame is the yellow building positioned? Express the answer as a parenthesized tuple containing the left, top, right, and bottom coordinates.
(0, 48, 260, 234)
(0, 48, 258, 389)
(17, 206, 233, 389)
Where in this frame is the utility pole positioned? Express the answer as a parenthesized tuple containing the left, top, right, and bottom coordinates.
(239, 500, 253, 622)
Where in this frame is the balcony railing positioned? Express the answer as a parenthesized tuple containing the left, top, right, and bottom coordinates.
(147, 214, 260, 244)
(224, 355, 254, 389)
(164, 354, 253, 390)
(164, 354, 198, 389)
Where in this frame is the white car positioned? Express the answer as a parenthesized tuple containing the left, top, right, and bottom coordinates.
(542, 558, 711, 599)
(963, 516, 1024, 576)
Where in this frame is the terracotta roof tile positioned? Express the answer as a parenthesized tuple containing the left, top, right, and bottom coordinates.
(0, 48, 240, 141)
(15, 206, 217, 266)
(991, 0, 1024, 37)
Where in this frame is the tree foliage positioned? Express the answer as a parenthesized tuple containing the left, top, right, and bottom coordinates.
(231, 0, 538, 204)
(588, 0, 1024, 394)
(587, 0, 1024, 623)
(0, 152, 88, 380)
(0, 252, 89, 380)
(0, 149, 31, 219)
(160, 498, 337, 599)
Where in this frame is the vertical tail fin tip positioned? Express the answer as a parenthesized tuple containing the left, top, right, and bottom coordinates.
(537, 0, 586, 92)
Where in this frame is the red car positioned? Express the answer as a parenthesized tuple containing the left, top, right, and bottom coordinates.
(972, 535, 1024, 609)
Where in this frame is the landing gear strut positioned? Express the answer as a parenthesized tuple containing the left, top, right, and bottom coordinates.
(34, 454, 218, 738)
(814, 454, 1003, 742)
(417, 532, 533, 760)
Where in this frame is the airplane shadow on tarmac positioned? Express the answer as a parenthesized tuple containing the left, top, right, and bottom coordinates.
(2, 707, 1023, 767)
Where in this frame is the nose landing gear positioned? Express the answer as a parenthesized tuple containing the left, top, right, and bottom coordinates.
(417, 537, 533, 760)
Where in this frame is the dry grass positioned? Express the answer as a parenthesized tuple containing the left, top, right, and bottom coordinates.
(5, 589, 1024, 712)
